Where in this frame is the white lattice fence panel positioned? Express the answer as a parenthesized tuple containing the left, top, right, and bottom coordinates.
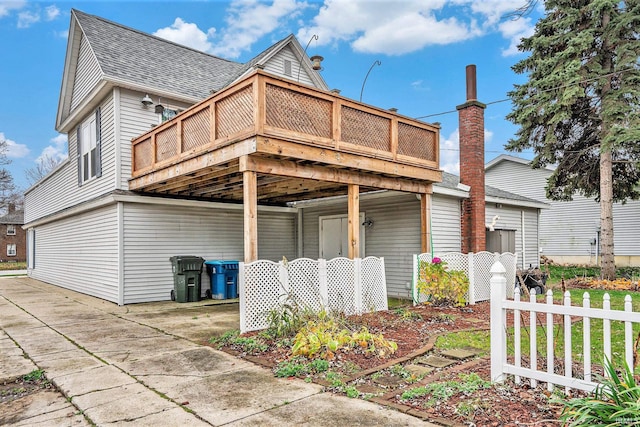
(287, 258, 324, 312)
(360, 257, 388, 312)
(239, 260, 282, 333)
(472, 251, 496, 303)
(413, 253, 433, 304)
(326, 257, 356, 315)
(413, 252, 517, 305)
(498, 252, 517, 298)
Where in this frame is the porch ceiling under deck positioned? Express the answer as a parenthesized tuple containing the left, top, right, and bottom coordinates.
(129, 70, 442, 205)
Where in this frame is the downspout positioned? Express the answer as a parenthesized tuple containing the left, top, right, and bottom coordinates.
(297, 208, 303, 258)
(521, 210, 526, 269)
(117, 201, 125, 306)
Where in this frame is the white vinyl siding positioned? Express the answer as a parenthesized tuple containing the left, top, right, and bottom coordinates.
(300, 193, 462, 299)
(264, 46, 315, 86)
(29, 204, 119, 303)
(70, 33, 103, 112)
(25, 94, 116, 223)
(118, 89, 193, 189)
(431, 195, 462, 253)
(122, 203, 295, 304)
(486, 159, 640, 259)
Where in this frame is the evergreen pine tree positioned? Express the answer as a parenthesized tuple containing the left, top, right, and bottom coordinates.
(507, 0, 640, 279)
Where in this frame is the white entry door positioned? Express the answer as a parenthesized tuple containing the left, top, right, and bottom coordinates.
(319, 214, 365, 259)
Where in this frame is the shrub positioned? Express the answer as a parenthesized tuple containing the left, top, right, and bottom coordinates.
(291, 312, 397, 360)
(416, 258, 469, 307)
(559, 358, 640, 426)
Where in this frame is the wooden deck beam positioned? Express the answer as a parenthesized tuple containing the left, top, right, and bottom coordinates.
(421, 193, 432, 253)
(243, 170, 258, 262)
(255, 136, 441, 182)
(348, 184, 360, 259)
(129, 139, 256, 190)
(240, 156, 432, 194)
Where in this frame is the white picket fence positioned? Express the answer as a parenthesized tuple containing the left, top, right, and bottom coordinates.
(413, 251, 517, 304)
(490, 262, 640, 392)
(238, 257, 388, 333)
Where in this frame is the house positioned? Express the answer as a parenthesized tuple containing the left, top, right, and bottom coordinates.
(485, 155, 640, 267)
(24, 10, 544, 304)
(0, 204, 25, 262)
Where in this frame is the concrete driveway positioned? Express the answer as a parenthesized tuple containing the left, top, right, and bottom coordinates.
(0, 277, 435, 426)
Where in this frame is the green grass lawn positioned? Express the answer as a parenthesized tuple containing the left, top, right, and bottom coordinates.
(436, 288, 640, 374)
(517, 289, 640, 373)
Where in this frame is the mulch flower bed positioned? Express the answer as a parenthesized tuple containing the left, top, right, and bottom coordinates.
(207, 301, 592, 426)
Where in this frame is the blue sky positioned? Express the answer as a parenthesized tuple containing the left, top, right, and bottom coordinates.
(0, 0, 542, 191)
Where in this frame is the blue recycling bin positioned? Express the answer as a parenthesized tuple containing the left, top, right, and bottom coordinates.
(204, 261, 239, 299)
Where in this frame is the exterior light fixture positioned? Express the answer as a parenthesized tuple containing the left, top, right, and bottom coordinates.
(141, 94, 153, 107)
(362, 218, 374, 228)
(310, 55, 324, 71)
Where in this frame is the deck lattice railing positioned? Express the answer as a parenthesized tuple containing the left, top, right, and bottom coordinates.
(131, 71, 439, 177)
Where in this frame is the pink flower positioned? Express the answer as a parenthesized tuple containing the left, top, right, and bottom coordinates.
(432, 257, 442, 264)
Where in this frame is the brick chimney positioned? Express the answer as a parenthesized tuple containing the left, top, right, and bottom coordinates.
(457, 65, 486, 253)
(7, 203, 15, 214)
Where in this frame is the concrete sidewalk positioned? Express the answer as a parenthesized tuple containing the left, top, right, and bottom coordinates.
(0, 277, 435, 426)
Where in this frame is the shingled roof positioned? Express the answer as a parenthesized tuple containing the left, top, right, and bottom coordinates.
(0, 209, 24, 225)
(437, 172, 547, 208)
(72, 9, 244, 100)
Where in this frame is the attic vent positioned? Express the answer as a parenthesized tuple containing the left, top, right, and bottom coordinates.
(284, 59, 292, 76)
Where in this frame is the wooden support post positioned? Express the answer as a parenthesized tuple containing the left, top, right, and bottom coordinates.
(243, 169, 258, 262)
(348, 184, 360, 259)
(420, 193, 432, 253)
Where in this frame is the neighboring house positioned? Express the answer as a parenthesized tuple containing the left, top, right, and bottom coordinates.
(24, 10, 545, 304)
(485, 155, 640, 267)
(0, 204, 26, 262)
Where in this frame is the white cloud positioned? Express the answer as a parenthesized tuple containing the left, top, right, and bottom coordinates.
(17, 9, 38, 28)
(0, 0, 25, 18)
(153, 17, 215, 52)
(439, 127, 494, 175)
(153, 0, 308, 59)
(498, 16, 535, 56)
(440, 129, 460, 174)
(12, 3, 61, 28)
(209, 0, 308, 58)
(55, 29, 68, 39)
(298, 0, 535, 56)
(36, 134, 68, 163)
(44, 5, 59, 21)
(0, 132, 30, 158)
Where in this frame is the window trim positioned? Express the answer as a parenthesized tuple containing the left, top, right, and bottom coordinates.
(77, 108, 102, 186)
(7, 243, 16, 257)
(6, 224, 15, 235)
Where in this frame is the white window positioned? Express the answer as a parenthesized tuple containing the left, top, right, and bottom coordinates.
(7, 224, 15, 235)
(7, 244, 16, 257)
(77, 109, 101, 185)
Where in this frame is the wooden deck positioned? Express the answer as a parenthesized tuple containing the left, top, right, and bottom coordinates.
(130, 70, 441, 204)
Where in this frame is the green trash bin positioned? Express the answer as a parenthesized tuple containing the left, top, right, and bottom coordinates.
(169, 256, 204, 303)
